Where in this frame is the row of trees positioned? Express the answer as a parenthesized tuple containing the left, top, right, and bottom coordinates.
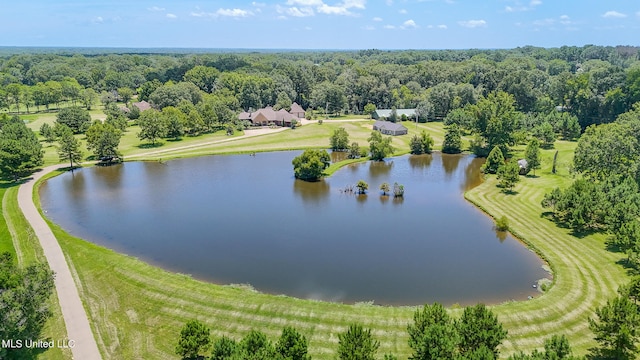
(3, 46, 640, 126)
(176, 300, 608, 360)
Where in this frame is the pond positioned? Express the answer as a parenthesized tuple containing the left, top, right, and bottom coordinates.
(40, 151, 549, 306)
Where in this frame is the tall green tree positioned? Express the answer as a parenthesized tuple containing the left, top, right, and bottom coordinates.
(482, 146, 504, 174)
(407, 303, 458, 360)
(0, 253, 55, 360)
(57, 132, 83, 168)
(364, 103, 376, 118)
(330, 127, 350, 151)
(162, 106, 186, 140)
(137, 109, 167, 146)
(589, 295, 640, 360)
(410, 131, 434, 155)
(337, 324, 380, 360)
(497, 160, 520, 192)
(442, 124, 463, 154)
(368, 131, 394, 161)
(55, 106, 91, 134)
(292, 149, 330, 181)
(470, 91, 520, 156)
(524, 138, 541, 175)
(175, 320, 211, 360)
(211, 336, 237, 360)
(0, 115, 44, 180)
(456, 304, 507, 358)
(85, 121, 122, 159)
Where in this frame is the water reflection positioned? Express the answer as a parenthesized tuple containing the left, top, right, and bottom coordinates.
(408, 154, 433, 170)
(442, 154, 462, 176)
(40, 151, 547, 306)
(330, 151, 348, 163)
(368, 160, 393, 180)
(495, 230, 508, 242)
(293, 179, 330, 203)
(462, 157, 485, 191)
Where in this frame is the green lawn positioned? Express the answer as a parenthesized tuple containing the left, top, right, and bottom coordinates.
(20, 136, 627, 359)
(1, 184, 71, 360)
(12, 110, 629, 358)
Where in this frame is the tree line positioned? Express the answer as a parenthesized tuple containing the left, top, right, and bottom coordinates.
(1, 45, 640, 127)
(174, 300, 627, 360)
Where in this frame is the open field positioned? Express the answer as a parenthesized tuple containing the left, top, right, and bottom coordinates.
(12, 129, 625, 359)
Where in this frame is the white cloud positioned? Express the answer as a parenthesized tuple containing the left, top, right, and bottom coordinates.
(386, 0, 393, 5)
(305, 26, 312, 30)
(399, 9, 407, 14)
(281, 0, 366, 17)
(602, 10, 627, 18)
(384, 25, 396, 29)
(402, 19, 418, 29)
(166, 13, 177, 19)
(287, 0, 324, 5)
(148, 6, 165, 12)
(505, 0, 541, 13)
(437, 24, 447, 29)
(533, 18, 554, 26)
(373, 17, 383, 21)
(363, 25, 375, 30)
(216, 8, 253, 17)
(92, 16, 104, 23)
(458, 19, 487, 28)
(252, 2, 266, 7)
(285, 7, 315, 17)
(559, 15, 571, 25)
(192, 8, 254, 18)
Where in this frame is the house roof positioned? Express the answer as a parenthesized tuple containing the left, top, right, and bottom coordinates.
(290, 102, 305, 114)
(374, 120, 408, 132)
(374, 108, 416, 118)
(132, 101, 152, 111)
(238, 105, 303, 122)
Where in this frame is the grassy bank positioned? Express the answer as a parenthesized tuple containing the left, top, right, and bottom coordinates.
(1, 184, 71, 360)
(21, 136, 628, 359)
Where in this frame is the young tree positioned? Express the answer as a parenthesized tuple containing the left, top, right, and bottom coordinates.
(533, 121, 556, 149)
(275, 326, 310, 360)
(524, 138, 541, 175)
(55, 106, 91, 134)
(442, 124, 463, 154)
(337, 324, 380, 360)
(589, 295, 640, 360)
(85, 121, 122, 159)
(175, 320, 211, 360)
(380, 182, 390, 196)
(348, 142, 363, 159)
(497, 160, 520, 192)
(330, 127, 350, 151)
(39, 122, 56, 145)
(409, 131, 434, 155)
(292, 149, 331, 181)
(482, 146, 504, 174)
(137, 109, 167, 146)
(456, 304, 507, 358)
(368, 131, 394, 161)
(407, 303, 458, 360)
(356, 180, 368, 194)
(57, 132, 83, 169)
(211, 336, 237, 360)
(364, 103, 377, 118)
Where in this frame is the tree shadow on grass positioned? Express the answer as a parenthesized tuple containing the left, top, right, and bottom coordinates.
(137, 142, 164, 149)
(500, 189, 519, 195)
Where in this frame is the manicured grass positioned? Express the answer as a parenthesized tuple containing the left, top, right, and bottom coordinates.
(25, 136, 629, 359)
(1, 184, 71, 360)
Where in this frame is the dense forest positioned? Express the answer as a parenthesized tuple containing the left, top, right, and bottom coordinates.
(1, 45, 639, 127)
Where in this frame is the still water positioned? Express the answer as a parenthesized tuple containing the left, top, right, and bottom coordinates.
(40, 151, 549, 306)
